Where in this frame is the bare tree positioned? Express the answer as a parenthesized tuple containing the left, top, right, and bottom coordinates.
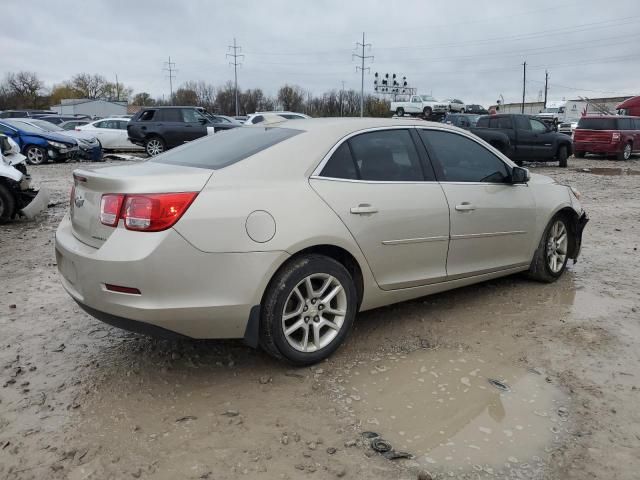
(5, 72, 45, 108)
(70, 73, 109, 99)
(277, 84, 305, 112)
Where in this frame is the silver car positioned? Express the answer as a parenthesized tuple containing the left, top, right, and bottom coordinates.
(55, 118, 588, 365)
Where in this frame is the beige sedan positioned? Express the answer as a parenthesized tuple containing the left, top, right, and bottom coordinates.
(55, 118, 588, 365)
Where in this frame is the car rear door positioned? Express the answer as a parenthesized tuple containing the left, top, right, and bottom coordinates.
(310, 128, 450, 290)
(89, 120, 119, 148)
(157, 108, 185, 147)
(418, 128, 536, 278)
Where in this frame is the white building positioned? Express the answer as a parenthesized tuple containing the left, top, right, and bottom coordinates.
(51, 99, 127, 118)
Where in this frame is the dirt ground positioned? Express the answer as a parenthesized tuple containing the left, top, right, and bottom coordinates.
(1, 154, 639, 480)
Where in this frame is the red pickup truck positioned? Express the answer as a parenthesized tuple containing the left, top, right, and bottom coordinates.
(573, 116, 640, 161)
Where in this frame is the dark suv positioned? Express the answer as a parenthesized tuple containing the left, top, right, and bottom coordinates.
(127, 106, 240, 156)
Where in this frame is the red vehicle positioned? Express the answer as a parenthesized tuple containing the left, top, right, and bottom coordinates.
(616, 96, 640, 116)
(573, 116, 640, 161)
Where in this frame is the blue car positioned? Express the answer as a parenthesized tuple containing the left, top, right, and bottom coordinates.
(0, 119, 79, 165)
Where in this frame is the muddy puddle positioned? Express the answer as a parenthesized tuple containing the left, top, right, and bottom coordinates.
(341, 348, 568, 476)
(574, 167, 640, 176)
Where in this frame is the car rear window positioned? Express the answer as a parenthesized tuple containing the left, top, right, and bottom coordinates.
(151, 127, 303, 169)
(577, 118, 618, 130)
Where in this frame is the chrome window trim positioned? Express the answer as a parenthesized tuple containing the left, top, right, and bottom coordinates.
(310, 124, 518, 185)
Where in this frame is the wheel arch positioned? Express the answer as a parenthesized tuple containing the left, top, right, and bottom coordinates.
(555, 139, 573, 157)
(545, 206, 582, 260)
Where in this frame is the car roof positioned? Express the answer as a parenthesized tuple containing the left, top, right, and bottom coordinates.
(579, 115, 636, 119)
(91, 117, 130, 121)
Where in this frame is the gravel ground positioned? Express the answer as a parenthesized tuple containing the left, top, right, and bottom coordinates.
(1, 155, 639, 480)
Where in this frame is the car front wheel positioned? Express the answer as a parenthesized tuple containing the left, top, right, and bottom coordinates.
(260, 254, 357, 365)
(25, 146, 47, 165)
(528, 216, 570, 283)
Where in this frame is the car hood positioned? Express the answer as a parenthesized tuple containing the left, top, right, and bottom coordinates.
(57, 131, 98, 142)
(34, 131, 78, 145)
(528, 172, 555, 185)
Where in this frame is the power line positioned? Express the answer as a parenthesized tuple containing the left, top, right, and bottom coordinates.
(163, 56, 177, 105)
(226, 38, 244, 116)
(353, 32, 373, 117)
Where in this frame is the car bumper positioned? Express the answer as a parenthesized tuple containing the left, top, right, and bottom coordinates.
(20, 186, 49, 219)
(54, 214, 289, 339)
(79, 144, 103, 161)
(48, 146, 80, 160)
(573, 142, 619, 153)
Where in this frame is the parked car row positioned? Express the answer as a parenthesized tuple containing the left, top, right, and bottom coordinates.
(390, 95, 488, 118)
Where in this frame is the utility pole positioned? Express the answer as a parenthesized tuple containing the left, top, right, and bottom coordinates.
(163, 57, 177, 105)
(521, 61, 527, 114)
(340, 81, 345, 117)
(227, 38, 244, 116)
(543, 70, 549, 109)
(115, 73, 120, 102)
(353, 32, 373, 117)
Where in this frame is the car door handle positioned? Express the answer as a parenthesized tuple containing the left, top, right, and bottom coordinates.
(455, 202, 475, 212)
(350, 204, 378, 214)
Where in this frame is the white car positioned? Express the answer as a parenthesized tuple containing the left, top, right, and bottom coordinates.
(390, 95, 449, 117)
(245, 112, 310, 125)
(76, 118, 143, 151)
(444, 98, 466, 113)
(55, 118, 588, 365)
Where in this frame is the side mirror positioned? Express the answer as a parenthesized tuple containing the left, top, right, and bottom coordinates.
(511, 166, 530, 184)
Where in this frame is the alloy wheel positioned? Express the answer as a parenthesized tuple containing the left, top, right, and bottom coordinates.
(146, 139, 164, 156)
(623, 143, 632, 160)
(281, 273, 348, 353)
(26, 147, 45, 165)
(546, 220, 568, 274)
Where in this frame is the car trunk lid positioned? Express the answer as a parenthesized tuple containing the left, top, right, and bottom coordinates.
(70, 162, 213, 248)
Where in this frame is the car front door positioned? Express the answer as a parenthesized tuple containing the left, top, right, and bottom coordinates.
(418, 128, 537, 278)
(409, 96, 422, 114)
(310, 128, 450, 290)
(90, 120, 119, 149)
(529, 117, 555, 159)
(181, 108, 209, 140)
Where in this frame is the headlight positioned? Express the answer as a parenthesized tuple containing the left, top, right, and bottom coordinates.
(569, 186, 581, 200)
(47, 140, 69, 149)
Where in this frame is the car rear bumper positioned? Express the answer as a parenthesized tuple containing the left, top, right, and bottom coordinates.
(573, 141, 620, 153)
(54, 214, 289, 339)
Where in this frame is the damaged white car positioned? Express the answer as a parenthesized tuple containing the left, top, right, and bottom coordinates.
(0, 134, 49, 223)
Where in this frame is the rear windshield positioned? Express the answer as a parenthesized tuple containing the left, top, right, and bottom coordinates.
(577, 118, 618, 130)
(151, 127, 303, 169)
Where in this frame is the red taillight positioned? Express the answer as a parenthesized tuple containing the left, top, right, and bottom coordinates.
(99, 192, 197, 231)
(105, 284, 141, 295)
(100, 194, 125, 227)
(612, 132, 621, 142)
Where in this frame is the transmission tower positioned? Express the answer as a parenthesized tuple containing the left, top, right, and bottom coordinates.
(163, 56, 177, 105)
(227, 38, 244, 116)
(353, 32, 373, 117)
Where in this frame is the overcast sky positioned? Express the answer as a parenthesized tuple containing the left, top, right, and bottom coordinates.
(3, 0, 639, 106)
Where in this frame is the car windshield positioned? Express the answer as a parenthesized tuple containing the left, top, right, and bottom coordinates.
(421, 95, 436, 101)
(151, 126, 303, 169)
(577, 118, 618, 130)
(2, 119, 43, 133)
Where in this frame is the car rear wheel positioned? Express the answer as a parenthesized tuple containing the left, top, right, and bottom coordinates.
(259, 254, 357, 365)
(557, 145, 568, 168)
(617, 142, 632, 161)
(0, 183, 16, 223)
(423, 107, 432, 118)
(24, 146, 47, 165)
(145, 137, 165, 156)
(528, 216, 570, 283)
(396, 107, 405, 117)
(460, 108, 465, 113)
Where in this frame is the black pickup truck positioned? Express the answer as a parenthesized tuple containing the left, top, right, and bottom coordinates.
(471, 114, 573, 167)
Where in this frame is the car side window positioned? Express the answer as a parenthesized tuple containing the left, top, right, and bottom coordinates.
(498, 117, 513, 129)
(0, 124, 15, 135)
(94, 121, 108, 129)
(117, 120, 128, 130)
(530, 118, 547, 133)
(418, 130, 510, 183)
(252, 115, 265, 124)
(182, 109, 207, 123)
(319, 142, 358, 180)
(348, 129, 424, 182)
(139, 110, 155, 121)
(157, 109, 182, 122)
(515, 116, 531, 130)
(634, 119, 640, 130)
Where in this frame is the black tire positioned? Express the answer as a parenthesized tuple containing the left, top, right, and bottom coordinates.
(575, 151, 586, 158)
(24, 145, 47, 165)
(396, 107, 405, 117)
(144, 136, 165, 157)
(259, 254, 358, 365)
(617, 142, 632, 161)
(0, 183, 16, 223)
(423, 107, 432, 118)
(557, 144, 568, 168)
(460, 108, 465, 113)
(527, 215, 570, 283)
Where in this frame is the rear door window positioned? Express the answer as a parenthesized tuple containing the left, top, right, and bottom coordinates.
(152, 127, 303, 169)
(158, 109, 182, 122)
(498, 117, 513, 129)
(618, 118, 634, 130)
(348, 129, 424, 182)
(320, 143, 358, 180)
